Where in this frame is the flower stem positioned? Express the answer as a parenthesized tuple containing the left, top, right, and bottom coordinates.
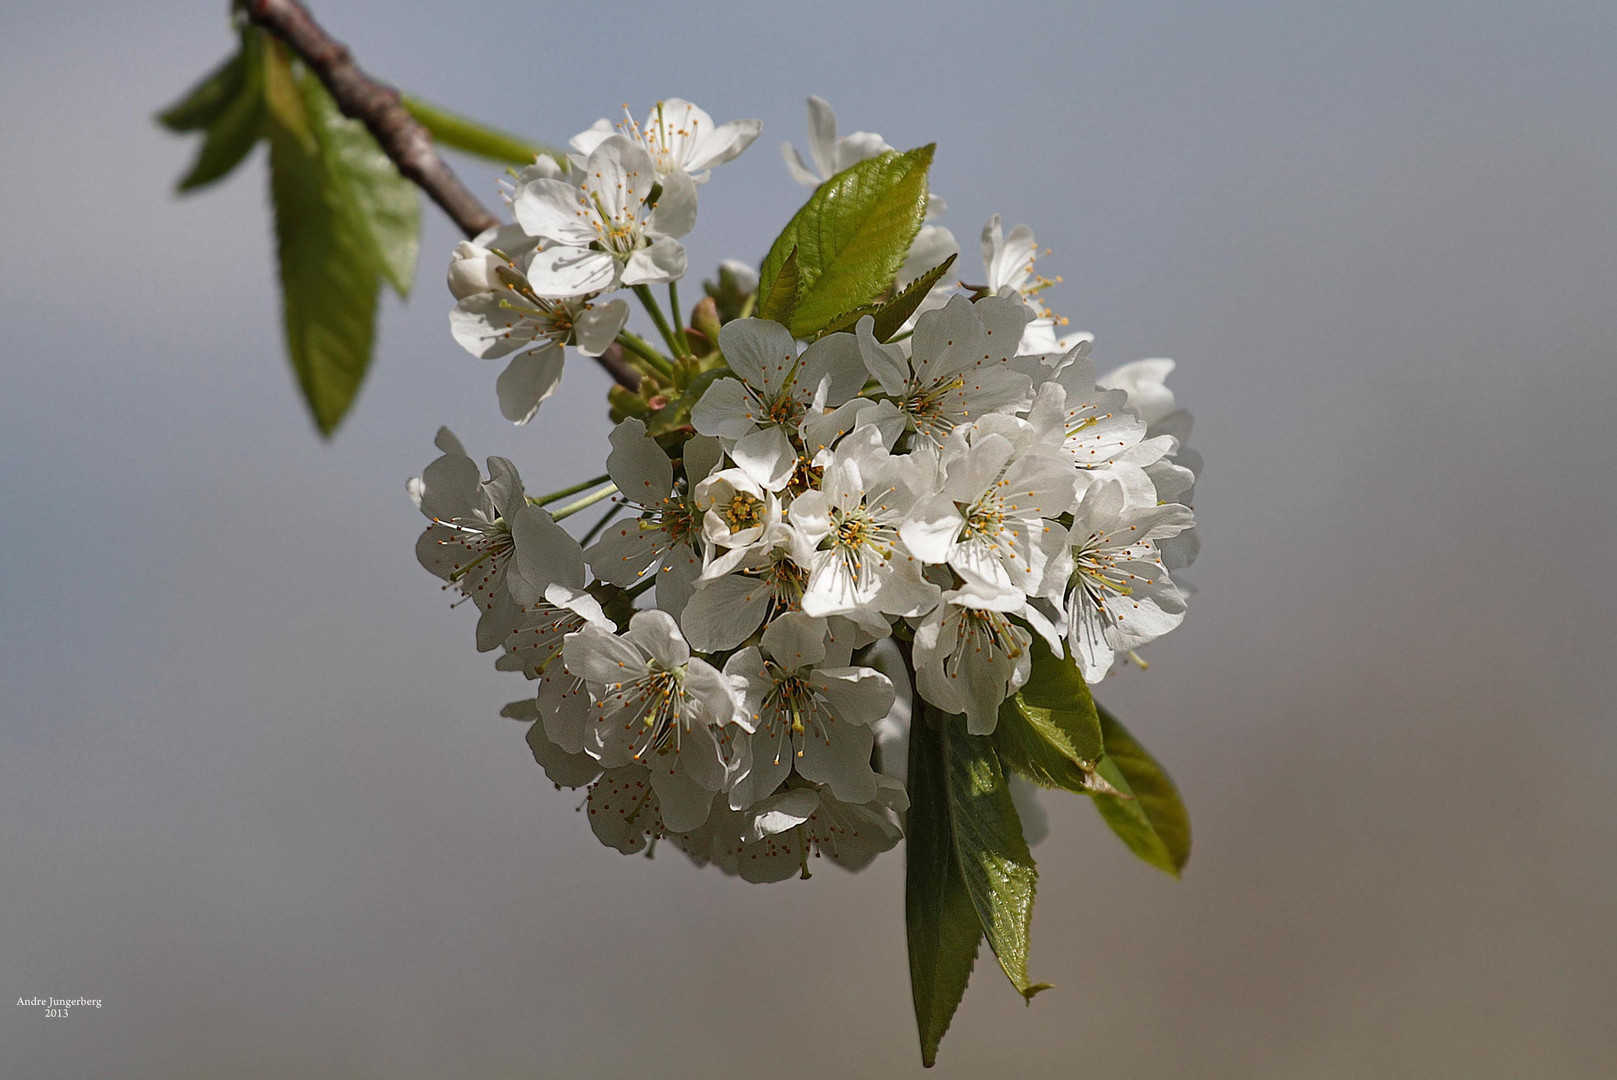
(551, 483, 618, 521)
(624, 575, 657, 600)
(633, 284, 684, 359)
(616, 331, 675, 378)
(667, 280, 693, 358)
(526, 474, 610, 507)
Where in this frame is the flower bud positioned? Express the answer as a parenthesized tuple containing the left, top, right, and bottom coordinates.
(446, 241, 502, 300)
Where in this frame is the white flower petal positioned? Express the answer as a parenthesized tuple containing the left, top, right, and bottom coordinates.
(730, 425, 797, 491)
(607, 417, 673, 501)
(649, 167, 698, 238)
(573, 299, 630, 357)
(621, 235, 687, 286)
(495, 345, 565, 425)
(525, 245, 617, 298)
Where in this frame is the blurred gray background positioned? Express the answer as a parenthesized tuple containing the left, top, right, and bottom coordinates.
(4, 2, 1615, 1076)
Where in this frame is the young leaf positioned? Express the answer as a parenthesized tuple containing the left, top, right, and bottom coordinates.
(757, 145, 934, 338)
(402, 95, 560, 167)
(157, 47, 248, 133)
(755, 246, 800, 326)
(1090, 705, 1193, 877)
(943, 714, 1051, 1003)
(173, 33, 266, 193)
(267, 58, 381, 437)
(304, 82, 421, 296)
(906, 709, 982, 1069)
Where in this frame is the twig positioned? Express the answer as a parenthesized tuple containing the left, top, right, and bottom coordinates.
(243, 0, 640, 390)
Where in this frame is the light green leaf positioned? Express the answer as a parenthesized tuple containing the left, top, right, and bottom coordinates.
(267, 57, 381, 437)
(758, 145, 934, 338)
(304, 80, 420, 297)
(756, 246, 800, 326)
(943, 713, 1051, 1003)
(402, 95, 560, 167)
(157, 46, 248, 133)
(906, 709, 982, 1069)
(1091, 705, 1192, 877)
(173, 33, 266, 193)
(817, 252, 960, 341)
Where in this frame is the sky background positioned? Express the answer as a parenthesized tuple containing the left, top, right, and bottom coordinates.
(3, 1, 1616, 1076)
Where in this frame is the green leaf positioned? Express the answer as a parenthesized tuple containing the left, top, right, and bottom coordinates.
(757, 145, 934, 338)
(995, 635, 1107, 792)
(260, 36, 314, 152)
(305, 82, 420, 296)
(173, 33, 266, 192)
(755, 246, 800, 325)
(817, 252, 959, 341)
(1091, 705, 1192, 876)
(906, 709, 982, 1069)
(267, 57, 381, 437)
(157, 47, 248, 133)
(402, 95, 560, 166)
(870, 252, 958, 341)
(942, 713, 1050, 1003)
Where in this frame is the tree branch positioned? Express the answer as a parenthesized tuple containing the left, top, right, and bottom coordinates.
(243, 0, 640, 390)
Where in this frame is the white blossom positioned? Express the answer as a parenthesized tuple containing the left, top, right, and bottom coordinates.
(572, 98, 760, 184)
(902, 422, 1077, 603)
(856, 295, 1034, 446)
(513, 135, 695, 297)
(690, 317, 865, 490)
(679, 523, 816, 653)
(912, 586, 1045, 735)
(448, 242, 629, 424)
(585, 421, 718, 618)
(1062, 478, 1193, 682)
(720, 777, 908, 883)
(723, 612, 894, 809)
(790, 425, 940, 621)
(565, 610, 743, 832)
(408, 428, 581, 651)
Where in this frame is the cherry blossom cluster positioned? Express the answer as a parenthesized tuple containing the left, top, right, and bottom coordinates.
(412, 97, 1200, 882)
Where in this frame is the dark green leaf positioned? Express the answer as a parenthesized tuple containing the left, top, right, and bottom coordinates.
(305, 82, 420, 296)
(906, 709, 982, 1069)
(173, 33, 265, 192)
(758, 145, 934, 338)
(157, 47, 247, 133)
(402, 95, 560, 166)
(1091, 705, 1192, 877)
(267, 57, 381, 437)
(755, 246, 800, 326)
(943, 713, 1051, 1002)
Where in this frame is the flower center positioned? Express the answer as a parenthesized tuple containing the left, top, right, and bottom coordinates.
(721, 492, 766, 533)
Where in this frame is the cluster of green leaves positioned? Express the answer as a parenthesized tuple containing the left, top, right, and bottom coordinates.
(906, 641, 1191, 1066)
(158, 25, 551, 435)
